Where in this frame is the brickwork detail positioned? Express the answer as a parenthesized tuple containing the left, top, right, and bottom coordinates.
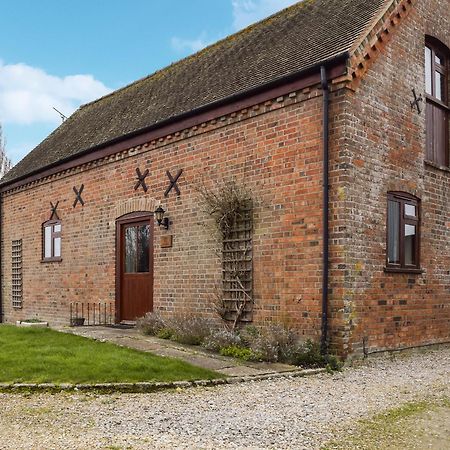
(1, 0, 449, 357)
(112, 197, 158, 222)
(328, 0, 450, 356)
(1, 87, 330, 337)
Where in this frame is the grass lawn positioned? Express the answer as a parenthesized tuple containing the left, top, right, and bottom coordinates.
(0, 325, 220, 384)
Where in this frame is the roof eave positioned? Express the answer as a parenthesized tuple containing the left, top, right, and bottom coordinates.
(0, 52, 350, 192)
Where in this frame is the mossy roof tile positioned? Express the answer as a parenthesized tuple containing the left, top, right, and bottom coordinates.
(2, 0, 389, 185)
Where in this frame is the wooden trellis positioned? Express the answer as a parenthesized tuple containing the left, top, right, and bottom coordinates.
(11, 240, 23, 309)
(221, 202, 253, 324)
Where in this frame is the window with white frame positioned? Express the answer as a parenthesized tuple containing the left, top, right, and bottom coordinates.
(42, 220, 62, 261)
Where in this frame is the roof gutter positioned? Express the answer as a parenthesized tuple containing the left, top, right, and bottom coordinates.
(0, 52, 350, 191)
(320, 65, 330, 355)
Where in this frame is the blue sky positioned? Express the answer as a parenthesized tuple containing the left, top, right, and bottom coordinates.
(0, 0, 297, 164)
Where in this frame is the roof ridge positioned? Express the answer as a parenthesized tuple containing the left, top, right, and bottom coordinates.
(1, 0, 389, 187)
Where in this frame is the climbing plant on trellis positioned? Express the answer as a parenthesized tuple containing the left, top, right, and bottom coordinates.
(199, 181, 253, 329)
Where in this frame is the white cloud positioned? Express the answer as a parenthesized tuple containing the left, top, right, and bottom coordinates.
(0, 61, 111, 125)
(170, 35, 210, 54)
(232, 0, 299, 30)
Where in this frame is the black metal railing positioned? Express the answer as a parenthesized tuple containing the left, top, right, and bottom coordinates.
(69, 302, 114, 326)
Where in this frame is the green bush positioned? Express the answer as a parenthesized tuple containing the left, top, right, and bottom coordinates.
(239, 325, 260, 345)
(325, 354, 343, 373)
(202, 329, 242, 351)
(240, 324, 303, 363)
(157, 328, 174, 340)
(138, 313, 213, 345)
(138, 315, 343, 370)
(293, 339, 343, 372)
(293, 339, 324, 367)
(219, 345, 258, 361)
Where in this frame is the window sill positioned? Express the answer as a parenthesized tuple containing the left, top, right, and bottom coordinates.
(384, 266, 424, 274)
(424, 160, 450, 173)
(425, 94, 450, 112)
(41, 258, 62, 263)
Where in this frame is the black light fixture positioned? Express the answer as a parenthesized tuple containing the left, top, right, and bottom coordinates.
(154, 205, 170, 230)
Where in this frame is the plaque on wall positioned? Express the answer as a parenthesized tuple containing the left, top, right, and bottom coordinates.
(160, 235, 173, 248)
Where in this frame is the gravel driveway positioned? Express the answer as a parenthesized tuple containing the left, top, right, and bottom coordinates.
(0, 347, 449, 449)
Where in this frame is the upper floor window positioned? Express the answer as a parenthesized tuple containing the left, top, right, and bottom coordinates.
(425, 38, 449, 167)
(42, 220, 62, 262)
(386, 192, 420, 273)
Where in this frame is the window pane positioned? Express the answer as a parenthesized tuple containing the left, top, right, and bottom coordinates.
(405, 204, 416, 217)
(137, 225, 150, 273)
(124, 226, 137, 273)
(44, 226, 52, 258)
(404, 224, 416, 266)
(388, 200, 400, 264)
(54, 224, 61, 233)
(54, 237, 61, 257)
(435, 53, 443, 65)
(425, 46, 432, 95)
(435, 71, 443, 101)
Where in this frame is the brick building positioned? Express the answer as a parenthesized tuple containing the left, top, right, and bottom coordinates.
(0, 0, 448, 357)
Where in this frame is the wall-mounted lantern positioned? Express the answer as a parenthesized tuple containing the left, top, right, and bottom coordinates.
(154, 205, 170, 230)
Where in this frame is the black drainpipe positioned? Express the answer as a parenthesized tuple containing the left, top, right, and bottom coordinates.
(320, 65, 329, 355)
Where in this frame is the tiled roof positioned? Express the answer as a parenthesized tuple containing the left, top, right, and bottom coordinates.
(2, 0, 389, 185)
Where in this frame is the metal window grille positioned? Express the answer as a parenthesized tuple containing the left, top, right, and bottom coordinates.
(11, 239, 23, 308)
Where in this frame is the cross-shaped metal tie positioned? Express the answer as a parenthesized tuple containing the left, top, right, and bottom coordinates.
(410, 88, 423, 114)
(73, 184, 85, 208)
(164, 169, 183, 197)
(134, 167, 149, 193)
(50, 201, 60, 220)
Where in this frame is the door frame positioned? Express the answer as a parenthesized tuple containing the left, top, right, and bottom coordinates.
(115, 211, 154, 323)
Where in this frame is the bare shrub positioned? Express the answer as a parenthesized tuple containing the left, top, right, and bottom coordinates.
(198, 180, 254, 329)
(166, 315, 214, 346)
(198, 180, 251, 237)
(241, 324, 303, 363)
(202, 328, 242, 352)
(136, 312, 166, 336)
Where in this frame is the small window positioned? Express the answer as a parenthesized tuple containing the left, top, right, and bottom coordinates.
(42, 220, 62, 261)
(386, 193, 420, 272)
(124, 223, 150, 273)
(425, 38, 449, 167)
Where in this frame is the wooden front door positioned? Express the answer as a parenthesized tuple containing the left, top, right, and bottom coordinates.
(116, 213, 154, 321)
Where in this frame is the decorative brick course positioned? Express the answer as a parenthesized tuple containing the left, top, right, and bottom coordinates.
(1, 88, 332, 341)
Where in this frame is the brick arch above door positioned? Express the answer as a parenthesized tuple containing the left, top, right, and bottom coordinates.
(111, 197, 158, 223)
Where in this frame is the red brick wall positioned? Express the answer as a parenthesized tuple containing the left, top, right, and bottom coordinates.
(1, 86, 335, 339)
(2, 0, 448, 358)
(329, 0, 450, 356)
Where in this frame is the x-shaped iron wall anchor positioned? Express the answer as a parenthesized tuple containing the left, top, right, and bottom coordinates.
(410, 88, 423, 114)
(50, 201, 60, 220)
(73, 184, 85, 208)
(134, 168, 149, 193)
(164, 169, 183, 197)
(134, 167, 150, 192)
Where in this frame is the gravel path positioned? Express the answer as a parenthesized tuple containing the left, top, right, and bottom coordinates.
(0, 347, 449, 449)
